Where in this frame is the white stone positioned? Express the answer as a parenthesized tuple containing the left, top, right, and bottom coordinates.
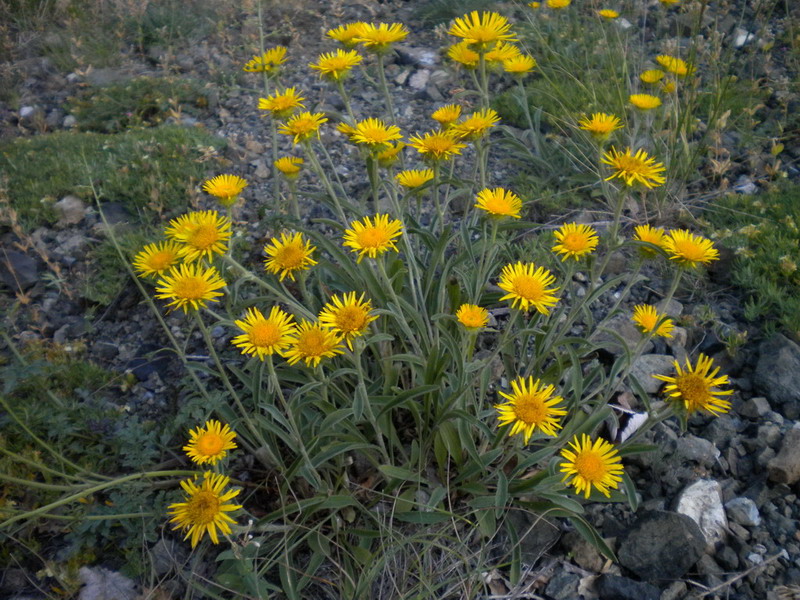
(734, 28, 755, 48)
(676, 479, 727, 552)
(408, 69, 431, 91)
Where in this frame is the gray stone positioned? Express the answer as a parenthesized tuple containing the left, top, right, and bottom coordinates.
(728, 521, 750, 540)
(78, 566, 137, 600)
(754, 334, 800, 416)
(630, 354, 675, 394)
(726, 497, 762, 527)
(659, 581, 687, 600)
(717, 545, 739, 570)
(19, 105, 36, 119)
(733, 28, 755, 48)
(734, 174, 757, 193)
(54, 195, 86, 227)
(562, 531, 604, 572)
(63, 114, 77, 128)
(395, 45, 439, 67)
(737, 396, 771, 419)
(149, 539, 187, 576)
(759, 424, 782, 448)
(505, 510, 560, 564)
(85, 67, 128, 86)
(545, 571, 580, 600)
(596, 574, 659, 600)
(618, 511, 704, 580)
(675, 479, 727, 551)
(674, 434, 720, 467)
(0, 250, 39, 291)
(408, 69, 430, 91)
(592, 314, 652, 356)
(768, 424, 800, 484)
(656, 298, 684, 317)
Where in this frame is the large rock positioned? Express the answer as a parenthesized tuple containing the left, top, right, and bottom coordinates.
(754, 334, 800, 418)
(767, 424, 800, 485)
(54, 195, 86, 227)
(618, 511, 705, 581)
(675, 479, 727, 551)
(596, 574, 660, 600)
(0, 249, 39, 292)
(630, 354, 675, 394)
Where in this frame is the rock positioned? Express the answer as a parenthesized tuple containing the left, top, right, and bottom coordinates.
(656, 298, 683, 317)
(94, 202, 133, 234)
(659, 581, 687, 600)
(767, 424, 800, 484)
(675, 479, 727, 551)
(674, 434, 720, 468)
(0, 250, 39, 292)
(733, 174, 757, 194)
(618, 511, 704, 581)
(630, 354, 675, 394)
(759, 424, 782, 449)
(78, 566, 137, 600)
(754, 334, 800, 418)
(728, 521, 750, 540)
(725, 497, 762, 527)
(85, 67, 128, 87)
(505, 510, 560, 564)
(596, 574, 659, 600)
(126, 343, 173, 381)
(54, 195, 87, 227)
(592, 314, 652, 356)
(63, 114, 77, 128)
(149, 539, 187, 576)
(737, 396, 771, 419)
(408, 69, 430, 91)
(562, 531, 605, 572)
(92, 341, 120, 361)
(666, 326, 688, 363)
(545, 571, 580, 600)
(717, 545, 739, 570)
(394, 45, 439, 67)
(733, 28, 755, 48)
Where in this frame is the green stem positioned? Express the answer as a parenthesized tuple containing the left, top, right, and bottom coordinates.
(376, 53, 397, 124)
(352, 345, 391, 464)
(303, 141, 347, 223)
(336, 78, 356, 122)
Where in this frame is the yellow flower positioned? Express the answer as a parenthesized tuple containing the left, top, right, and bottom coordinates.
(552, 222, 599, 261)
(447, 41, 480, 69)
(336, 121, 358, 141)
(448, 11, 517, 49)
(278, 112, 328, 145)
(456, 304, 489, 330)
(351, 117, 403, 150)
(529, 1, 541, 7)
(598, 9, 619, 18)
(656, 54, 694, 77)
(474, 187, 522, 219)
(376, 142, 405, 167)
(258, 87, 305, 119)
(547, 0, 572, 8)
(343, 214, 403, 263)
(498, 262, 560, 314)
(485, 42, 521, 65)
(431, 104, 463, 127)
(285, 320, 345, 367)
(155, 263, 226, 313)
(602, 147, 666, 188)
(327, 22, 367, 47)
(183, 420, 238, 466)
(355, 22, 409, 53)
(452, 108, 500, 140)
(243, 47, 287, 73)
(560, 434, 624, 499)
(495, 376, 567, 443)
(263, 231, 318, 281)
(202, 174, 248, 207)
(168, 472, 241, 548)
(578, 112, 622, 141)
(653, 354, 733, 415)
(232, 306, 297, 359)
(318, 291, 377, 349)
(133, 240, 183, 279)
(164, 210, 232, 263)
(633, 224, 668, 257)
(310, 49, 363, 81)
(395, 169, 435, 189)
(274, 157, 304, 179)
(629, 93, 662, 110)
(632, 304, 674, 338)
(640, 69, 665, 84)
(503, 54, 537, 76)
(659, 0, 679, 5)
(661, 79, 676, 94)
(407, 130, 467, 162)
(663, 229, 719, 267)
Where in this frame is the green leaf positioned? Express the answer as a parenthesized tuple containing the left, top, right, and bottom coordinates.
(378, 464, 427, 485)
(568, 515, 617, 562)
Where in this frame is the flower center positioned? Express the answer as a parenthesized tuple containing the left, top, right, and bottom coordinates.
(513, 275, 544, 300)
(188, 224, 221, 250)
(513, 394, 547, 425)
(615, 155, 647, 175)
(357, 227, 389, 249)
(674, 240, 705, 261)
(186, 490, 220, 525)
(461, 310, 484, 328)
(275, 244, 305, 268)
(675, 373, 709, 410)
(335, 306, 367, 332)
(639, 313, 658, 330)
(148, 251, 175, 271)
(173, 276, 209, 300)
(427, 137, 454, 154)
(196, 433, 225, 456)
(249, 321, 282, 347)
(298, 329, 327, 357)
(562, 233, 586, 250)
(574, 452, 605, 482)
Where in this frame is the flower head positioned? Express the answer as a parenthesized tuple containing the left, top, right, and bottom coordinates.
(452, 108, 500, 140)
(547, 0, 571, 7)
(155, 263, 226, 313)
(598, 9, 619, 19)
(495, 376, 567, 443)
(310, 49, 363, 81)
(632, 304, 674, 338)
(474, 187, 522, 219)
(133, 240, 183, 279)
(498, 262, 560, 314)
(243, 47, 287, 73)
(447, 41, 479, 69)
(503, 54, 537, 76)
(232, 306, 297, 359)
(258, 87, 305, 119)
(602, 147, 666, 188)
(351, 118, 403, 150)
(448, 11, 517, 48)
(659, 0, 679, 5)
(653, 354, 732, 415)
(183, 420, 238, 466)
(560, 434, 624, 498)
(355, 22, 409, 53)
(285, 320, 345, 367)
(663, 229, 719, 267)
(376, 142, 405, 167)
(656, 54, 694, 77)
(552, 223, 599, 261)
(343, 214, 403, 263)
(633, 224, 667, 257)
(661, 79, 676, 94)
(318, 292, 377, 349)
(578, 112, 622, 141)
(274, 156, 304, 179)
(431, 104, 463, 127)
(263, 232, 318, 281)
(629, 93, 662, 110)
(640, 69, 665, 84)
(164, 211, 232, 263)
(395, 169, 434, 189)
(485, 42, 521, 65)
(168, 472, 241, 548)
(279, 112, 328, 145)
(202, 174, 248, 207)
(456, 304, 489, 330)
(408, 130, 467, 162)
(327, 22, 367, 47)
